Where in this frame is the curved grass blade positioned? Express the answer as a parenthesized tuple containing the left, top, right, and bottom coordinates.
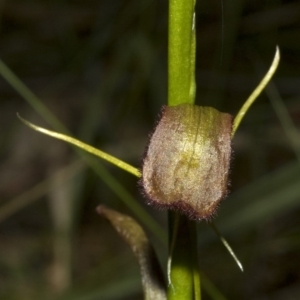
(209, 222, 243, 272)
(0, 59, 66, 131)
(232, 46, 280, 137)
(17, 114, 141, 178)
(16, 116, 166, 243)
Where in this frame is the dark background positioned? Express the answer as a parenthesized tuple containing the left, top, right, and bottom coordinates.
(0, 0, 300, 299)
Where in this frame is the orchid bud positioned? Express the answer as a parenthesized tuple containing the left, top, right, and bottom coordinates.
(141, 104, 232, 220)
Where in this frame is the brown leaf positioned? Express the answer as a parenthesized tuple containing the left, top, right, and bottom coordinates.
(96, 205, 166, 300)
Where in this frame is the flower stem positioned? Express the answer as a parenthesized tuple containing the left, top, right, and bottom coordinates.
(167, 0, 200, 299)
(168, 214, 194, 300)
(168, 0, 196, 106)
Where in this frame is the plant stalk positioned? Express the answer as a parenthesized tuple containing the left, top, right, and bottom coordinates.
(167, 0, 200, 299)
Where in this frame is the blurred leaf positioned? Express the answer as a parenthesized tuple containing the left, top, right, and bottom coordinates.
(209, 161, 300, 239)
(0, 160, 84, 223)
(56, 277, 141, 300)
(97, 205, 167, 300)
(200, 272, 228, 300)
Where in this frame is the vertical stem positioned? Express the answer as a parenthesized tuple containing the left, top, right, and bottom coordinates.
(168, 214, 194, 300)
(168, 215, 201, 300)
(190, 221, 201, 300)
(167, 0, 200, 299)
(168, 0, 196, 106)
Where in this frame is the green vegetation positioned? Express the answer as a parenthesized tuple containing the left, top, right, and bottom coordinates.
(0, 1, 299, 300)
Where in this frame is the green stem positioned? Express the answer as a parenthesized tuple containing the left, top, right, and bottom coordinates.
(190, 222, 201, 300)
(168, 0, 196, 106)
(167, 217, 201, 300)
(168, 214, 194, 300)
(167, 0, 199, 299)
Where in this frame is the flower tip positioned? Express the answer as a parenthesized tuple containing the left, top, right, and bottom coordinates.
(275, 45, 280, 61)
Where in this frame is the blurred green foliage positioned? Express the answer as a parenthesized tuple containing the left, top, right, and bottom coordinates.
(0, 0, 300, 299)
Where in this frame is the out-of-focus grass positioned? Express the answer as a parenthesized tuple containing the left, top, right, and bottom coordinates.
(0, 1, 300, 300)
